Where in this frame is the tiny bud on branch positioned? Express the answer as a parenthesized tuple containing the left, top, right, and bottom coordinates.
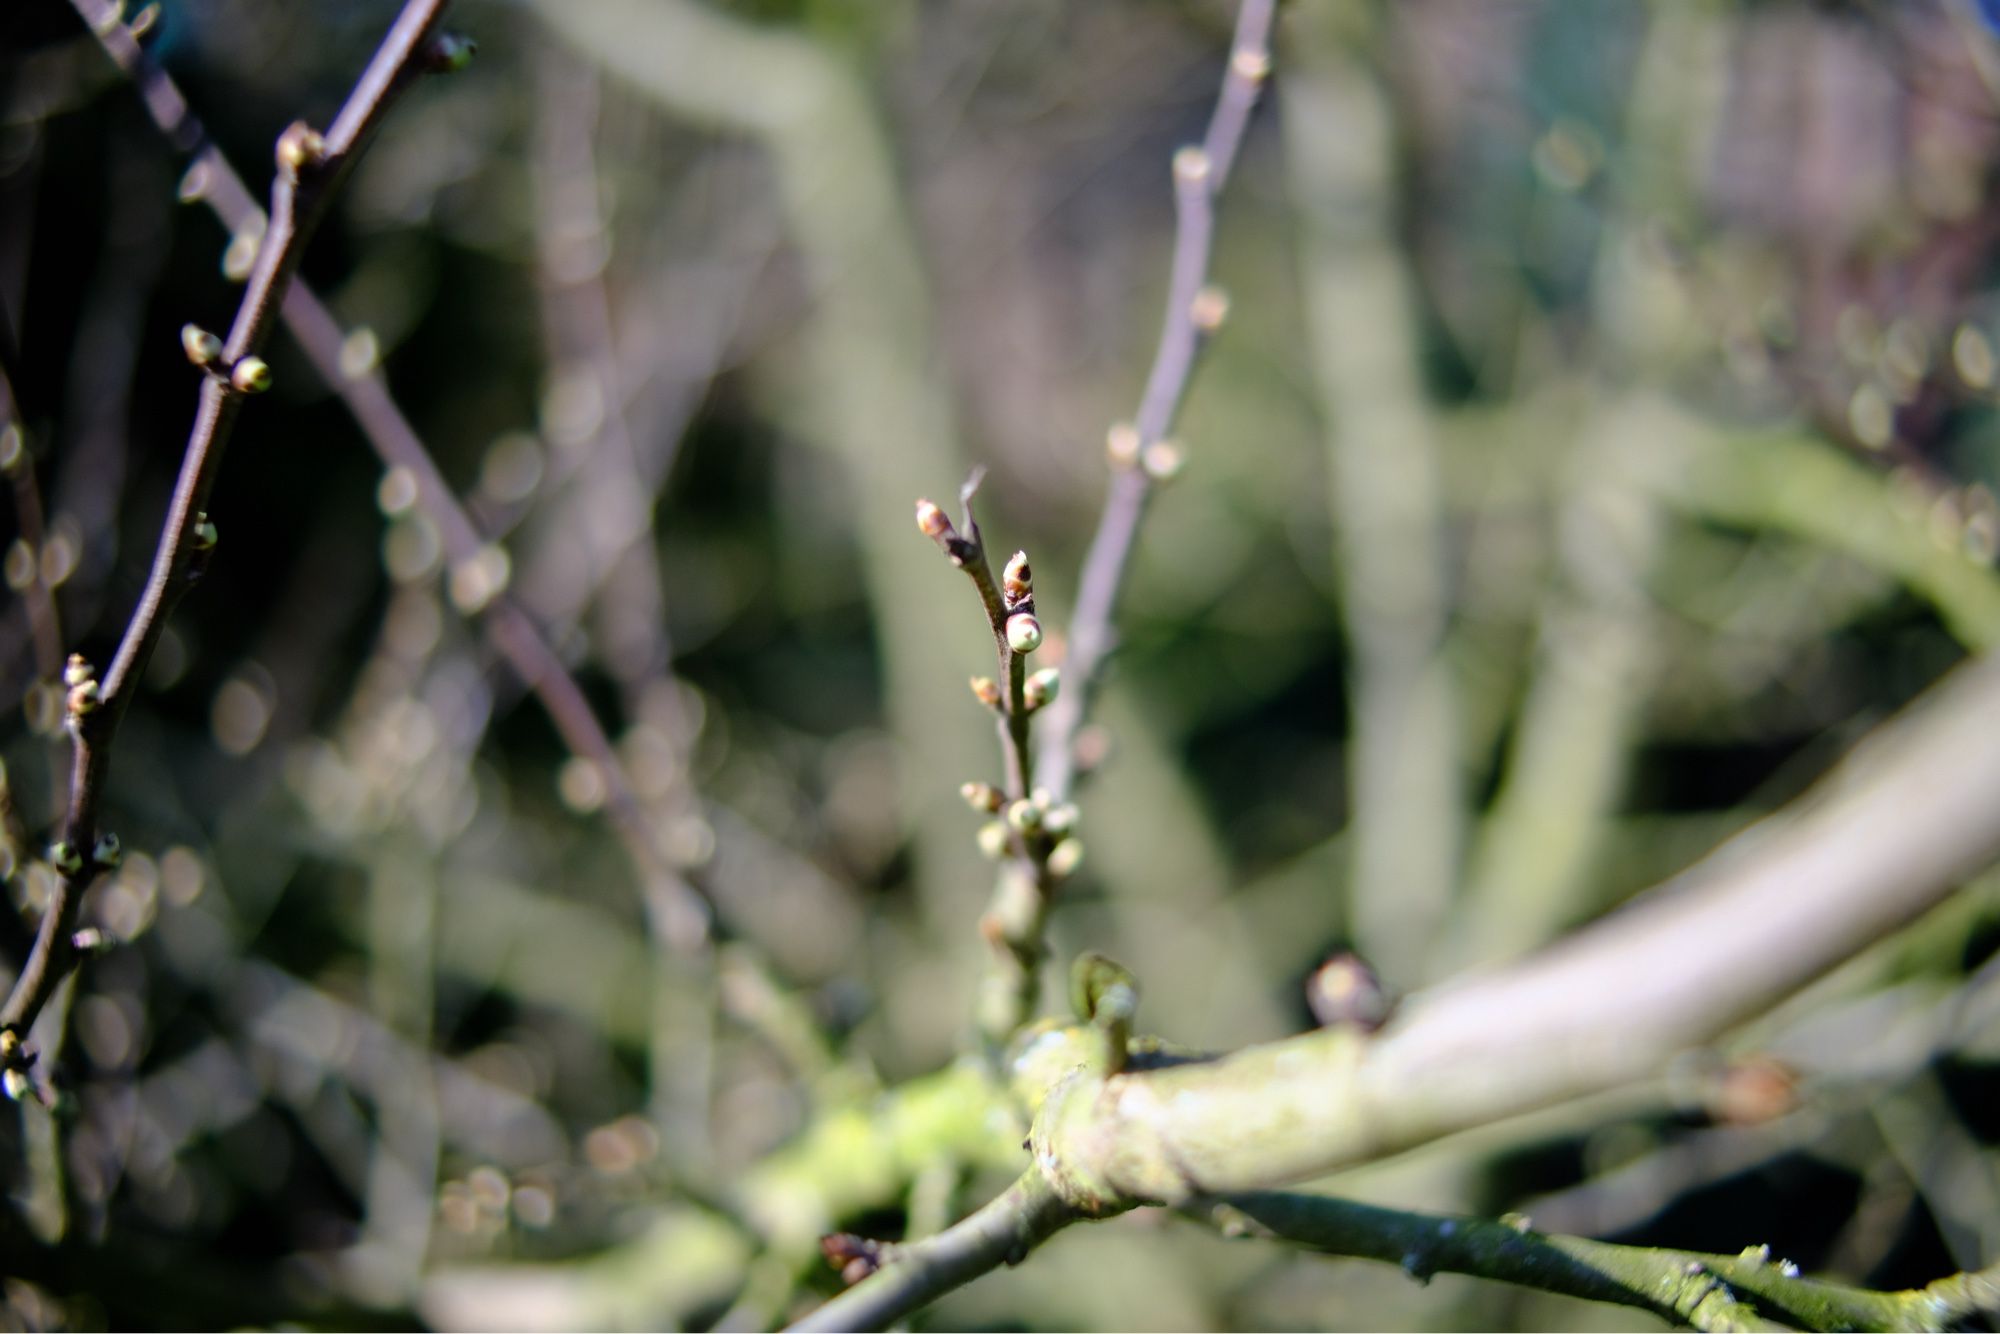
(182, 324, 223, 367)
(1006, 613, 1044, 654)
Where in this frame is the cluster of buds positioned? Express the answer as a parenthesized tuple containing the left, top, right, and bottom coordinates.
(63, 654, 100, 723)
(1001, 550, 1042, 656)
(1105, 419, 1187, 484)
(181, 323, 272, 395)
(965, 783, 1083, 878)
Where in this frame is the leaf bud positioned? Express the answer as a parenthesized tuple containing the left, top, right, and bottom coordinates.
(231, 357, 272, 394)
(1142, 440, 1185, 483)
(182, 324, 223, 367)
(1173, 145, 1212, 187)
(1107, 421, 1141, 469)
(1190, 285, 1230, 333)
(191, 513, 219, 552)
(49, 841, 83, 877)
(1004, 798, 1042, 834)
(63, 654, 93, 688)
(969, 675, 1001, 709)
(915, 498, 953, 541)
(1005, 612, 1043, 655)
(71, 927, 108, 954)
(2, 1069, 27, 1103)
(975, 821, 1010, 860)
(1042, 801, 1079, 836)
(1024, 667, 1060, 711)
(1003, 550, 1033, 604)
(959, 781, 1004, 813)
(1047, 838, 1084, 878)
(91, 832, 122, 868)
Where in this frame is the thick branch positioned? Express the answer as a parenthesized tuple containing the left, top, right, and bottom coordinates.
(1030, 649, 2000, 1200)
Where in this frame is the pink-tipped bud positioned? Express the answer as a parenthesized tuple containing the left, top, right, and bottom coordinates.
(1003, 550, 1032, 604)
(970, 676, 1002, 708)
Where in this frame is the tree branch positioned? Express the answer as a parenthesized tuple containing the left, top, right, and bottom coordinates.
(1190, 1191, 2000, 1332)
(1027, 648, 2000, 1201)
(67, 0, 713, 957)
(2, 0, 452, 1075)
(1032, 0, 1275, 805)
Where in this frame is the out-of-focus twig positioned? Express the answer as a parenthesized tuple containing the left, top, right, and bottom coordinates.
(1031, 0, 1276, 806)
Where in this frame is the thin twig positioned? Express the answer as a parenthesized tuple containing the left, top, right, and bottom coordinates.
(68, 0, 713, 957)
(1033, 0, 1275, 804)
(784, 1170, 1075, 1333)
(1189, 1191, 1999, 1332)
(0, 0, 453, 1070)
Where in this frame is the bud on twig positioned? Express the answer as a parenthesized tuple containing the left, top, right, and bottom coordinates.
(1024, 667, 1060, 712)
(915, 498, 953, 541)
(1003, 550, 1033, 606)
(1142, 440, 1185, 483)
(1191, 285, 1230, 334)
(231, 357, 272, 394)
(1173, 145, 1213, 188)
(49, 841, 83, 877)
(191, 513, 219, 553)
(1107, 421, 1142, 470)
(91, 832, 122, 868)
(1306, 952, 1396, 1033)
(64, 655, 100, 720)
(1047, 838, 1084, 878)
(275, 121, 326, 175)
(1006, 613, 1043, 655)
(1005, 799, 1042, 834)
(182, 324, 223, 367)
(970, 676, 1001, 709)
(976, 821, 1010, 859)
(959, 781, 1004, 813)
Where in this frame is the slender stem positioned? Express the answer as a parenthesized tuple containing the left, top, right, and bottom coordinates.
(784, 1171, 1075, 1333)
(1189, 1192, 1964, 1332)
(68, 0, 713, 955)
(1034, 0, 1275, 803)
(0, 0, 451, 1059)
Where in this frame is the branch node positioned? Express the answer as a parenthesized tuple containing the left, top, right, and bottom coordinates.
(275, 121, 327, 177)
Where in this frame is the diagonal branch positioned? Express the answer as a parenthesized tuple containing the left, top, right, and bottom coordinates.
(66, 0, 713, 961)
(2, 0, 453, 1073)
(1033, 0, 1276, 805)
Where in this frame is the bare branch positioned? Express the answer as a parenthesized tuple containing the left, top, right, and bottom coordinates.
(1, 0, 454, 1068)
(1033, 0, 1276, 804)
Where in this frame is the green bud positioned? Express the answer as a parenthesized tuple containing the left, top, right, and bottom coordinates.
(1005, 613, 1043, 655)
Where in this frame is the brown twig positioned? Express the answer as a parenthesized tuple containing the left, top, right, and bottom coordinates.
(66, 0, 713, 960)
(1032, 0, 1275, 805)
(1, 0, 454, 1073)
